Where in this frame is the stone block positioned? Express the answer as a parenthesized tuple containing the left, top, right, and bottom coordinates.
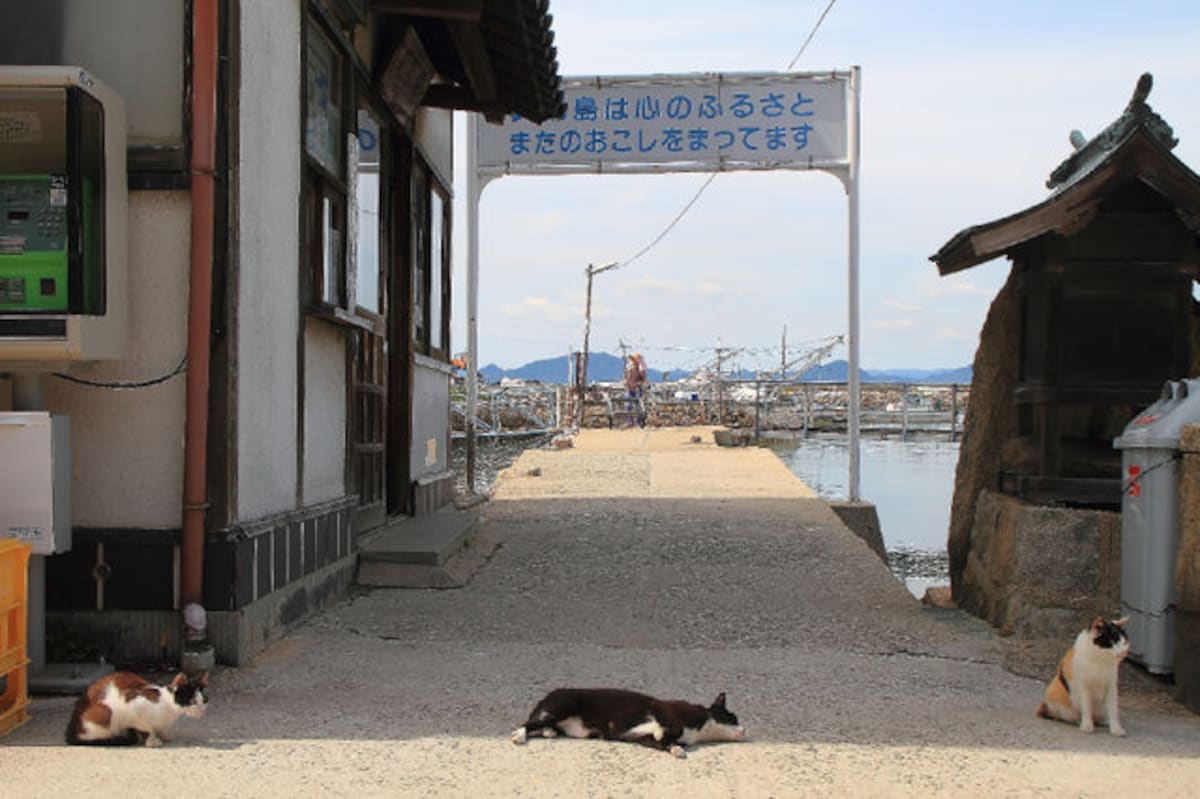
(959, 490, 1120, 639)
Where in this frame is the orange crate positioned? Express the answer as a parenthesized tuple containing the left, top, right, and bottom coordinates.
(0, 540, 31, 738)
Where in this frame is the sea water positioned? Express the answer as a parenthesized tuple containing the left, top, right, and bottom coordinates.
(769, 433, 957, 597)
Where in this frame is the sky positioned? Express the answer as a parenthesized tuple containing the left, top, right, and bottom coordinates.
(450, 0, 1200, 375)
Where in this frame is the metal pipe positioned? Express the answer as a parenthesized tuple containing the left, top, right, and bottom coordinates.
(466, 115, 479, 492)
(181, 0, 218, 610)
(845, 65, 862, 501)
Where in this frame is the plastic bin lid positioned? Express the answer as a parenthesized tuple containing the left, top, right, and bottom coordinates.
(1114, 377, 1200, 450)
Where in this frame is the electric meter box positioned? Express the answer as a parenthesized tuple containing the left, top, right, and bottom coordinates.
(0, 66, 127, 365)
(0, 412, 71, 556)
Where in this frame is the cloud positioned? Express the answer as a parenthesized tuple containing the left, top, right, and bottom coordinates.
(695, 280, 730, 296)
(881, 298, 922, 312)
(870, 318, 918, 331)
(499, 296, 583, 324)
(628, 275, 687, 293)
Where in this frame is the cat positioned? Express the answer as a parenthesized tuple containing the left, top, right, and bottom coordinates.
(65, 671, 209, 747)
(1036, 616, 1129, 736)
(510, 687, 745, 758)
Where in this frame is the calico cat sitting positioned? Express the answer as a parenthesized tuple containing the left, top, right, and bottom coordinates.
(1036, 616, 1129, 736)
(511, 688, 745, 758)
(65, 671, 209, 747)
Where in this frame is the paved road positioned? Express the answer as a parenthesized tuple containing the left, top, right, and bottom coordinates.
(6, 427, 1199, 796)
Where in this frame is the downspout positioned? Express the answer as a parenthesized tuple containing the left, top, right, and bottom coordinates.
(181, 0, 219, 642)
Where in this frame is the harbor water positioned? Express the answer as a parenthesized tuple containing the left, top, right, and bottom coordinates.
(769, 433, 955, 597)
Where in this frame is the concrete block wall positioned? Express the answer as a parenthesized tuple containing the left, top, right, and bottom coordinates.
(958, 490, 1121, 639)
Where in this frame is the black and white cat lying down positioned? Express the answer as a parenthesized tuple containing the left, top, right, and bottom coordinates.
(511, 688, 746, 758)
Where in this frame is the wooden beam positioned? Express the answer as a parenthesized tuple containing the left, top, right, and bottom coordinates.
(421, 84, 508, 122)
(447, 19, 497, 103)
(371, 0, 482, 21)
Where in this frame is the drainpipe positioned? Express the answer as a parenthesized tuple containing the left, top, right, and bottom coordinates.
(181, 0, 218, 645)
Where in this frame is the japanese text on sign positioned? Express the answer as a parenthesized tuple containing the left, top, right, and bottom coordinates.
(476, 72, 850, 174)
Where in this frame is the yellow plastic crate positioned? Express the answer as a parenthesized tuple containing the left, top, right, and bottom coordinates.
(0, 540, 31, 737)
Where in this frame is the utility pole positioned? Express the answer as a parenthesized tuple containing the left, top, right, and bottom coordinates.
(781, 324, 787, 379)
(579, 261, 618, 428)
(715, 346, 726, 424)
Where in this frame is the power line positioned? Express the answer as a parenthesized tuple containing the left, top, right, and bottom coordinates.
(617, 170, 719, 271)
(610, 0, 841, 273)
(786, 0, 838, 71)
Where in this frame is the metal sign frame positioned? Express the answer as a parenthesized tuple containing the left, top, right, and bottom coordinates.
(465, 67, 862, 499)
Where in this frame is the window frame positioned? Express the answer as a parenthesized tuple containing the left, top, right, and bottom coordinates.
(410, 158, 451, 361)
(301, 11, 384, 333)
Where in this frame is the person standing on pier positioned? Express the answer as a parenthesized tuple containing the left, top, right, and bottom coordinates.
(625, 352, 648, 398)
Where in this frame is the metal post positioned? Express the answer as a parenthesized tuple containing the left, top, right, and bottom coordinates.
(465, 116, 495, 493)
(803, 382, 812, 438)
(754, 379, 762, 439)
(845, 65, 862, 501)
(901, 383, 909, 441)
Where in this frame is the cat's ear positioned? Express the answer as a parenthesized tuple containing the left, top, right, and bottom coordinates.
(170, 672, 188, 689)
(197, 671, 209, 687)
(712, 692, 726, 709)
(1114, 616, 1130, 628)
(1090, 617, 1105, 631)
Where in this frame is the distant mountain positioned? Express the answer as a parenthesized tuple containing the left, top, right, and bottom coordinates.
(478, 355, 971, 385)
(481, 352, 665, 384)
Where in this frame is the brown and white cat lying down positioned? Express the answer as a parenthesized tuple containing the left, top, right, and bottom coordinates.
(511, 688, 745, 758)
(65, 671, 208, 747)
(1037, 616, 1130, 736)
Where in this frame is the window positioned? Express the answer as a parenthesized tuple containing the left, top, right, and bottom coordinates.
(429, 185, 448, 354)
(412, 163, 429, 350)
(305, 25, 344, 178)
(354, 108, 382, 315)
(410, 161, 451, 359)
(303, 19, 349, 315)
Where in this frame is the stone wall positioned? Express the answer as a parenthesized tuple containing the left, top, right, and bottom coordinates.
(1175, 425, 1200, 712)
(948, 274, 1020, 595)
(960, 490, 1121, 638)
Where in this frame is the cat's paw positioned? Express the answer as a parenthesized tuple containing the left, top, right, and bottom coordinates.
(1079, 719, 1096, 733)
(510, 727, 527, 745)
(669, 744, 687, 759)
(1110, 724, 1126, 737)
(144, 735, 164, 748)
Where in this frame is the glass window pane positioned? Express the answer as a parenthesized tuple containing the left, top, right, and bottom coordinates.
(429, 188, 444, 351)
(305, 26, 343, 176)
(354, 109, 380, 314)
(412, 166, 428, 348)
(320, 193, 343, 305)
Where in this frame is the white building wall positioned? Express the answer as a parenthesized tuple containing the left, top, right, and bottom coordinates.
(236, 0, 301, 520)
(47, 192, 190, 527)
(410, 356, 450, 480)
(302, 319, 346, 504)
(411, 108, 453, 486)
